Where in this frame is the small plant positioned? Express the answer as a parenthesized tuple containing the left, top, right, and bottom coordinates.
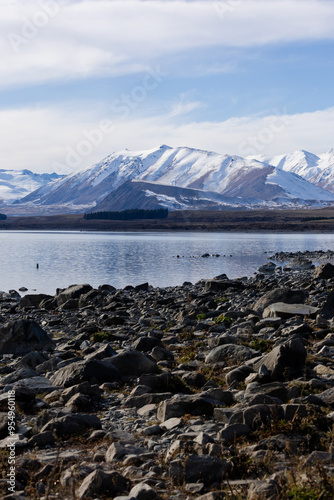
(91, 331, 114, 342)
(196, 313, 206, 321)
(214, 314, 233, 326)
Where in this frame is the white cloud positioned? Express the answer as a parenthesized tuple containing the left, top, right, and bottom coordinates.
(1, 0, 334, 87)
(168, 94, 205, 117)
(0, 103, 333, 173)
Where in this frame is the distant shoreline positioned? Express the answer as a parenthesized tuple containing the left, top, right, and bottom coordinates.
(2, 207, 334, 232)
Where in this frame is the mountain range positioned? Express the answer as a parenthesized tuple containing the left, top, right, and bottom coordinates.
(0, 169, 64, 205)
(2, 145, 334, 214)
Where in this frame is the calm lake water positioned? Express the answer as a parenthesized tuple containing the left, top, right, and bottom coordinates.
(1, 231, 334, 295)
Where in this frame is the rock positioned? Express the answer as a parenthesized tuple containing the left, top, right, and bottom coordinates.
(263, 302, 319, 319)
(253, 337, 306, 381)
(56, 284, 93, 306)
(157, 394, 215, 422)
(218, 423, 252, 442)
(247, 479, 279, 499)
(41, 413, 101, 437)
(108, 350, 158, 377)
(17, 351, 49, 369)
(132, 336, 161, 352)
(128, 482, 161, 499)
(314, 263, 334, 279)
(205, 344, 259, 365)
(205, 280, 244, 292)
(253, 288, 307, 312)
(170, 455, 225, 485)
(20, 294, 53, 309)
(320, 290, 334, 318)
(226, 365, 254, 385)
(77, 469, 130, 499)
(28, 431, 55, 448)
(50, 359, 121, 387)
(244, 382, 288, 402)
(317, 387, 334, 407)
(258, 262, 276, 273)
(0, 319, 55, 355)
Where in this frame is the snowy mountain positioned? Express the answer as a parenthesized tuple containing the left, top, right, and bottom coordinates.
(250, 149, 334, 190)
(16, 145, 334, 212)
(0, 169, 64, 204)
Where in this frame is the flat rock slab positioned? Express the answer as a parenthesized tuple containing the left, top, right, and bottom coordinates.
(263, 302, 319, 319)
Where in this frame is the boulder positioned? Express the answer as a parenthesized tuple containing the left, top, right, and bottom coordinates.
(108, 350, 158, 377)
(50, 359, 121, 387)
(263, 302, 319, 319)
(205, 280, 243, 292)
(170, 455, 224, 485)
(157, 394, 215, 422)
(41, 413, 101, 437)
(244, 382, 288, 402)
(320, 290, 334, 318)
(218, 423, 252, 442)
(129, 482, 161, 500)
(258, 262, 276, 273)
(253, 287, 307, 312)
(314, 263, 334, 279)
(253, 337, 306, 381)
(56, 284, 93, 306)
(0, 319, 55, 355)
(20, 294, 53, 309)
(205, 344, 259, 365)
(77, 469, 129, 499)
(132, 336, 161, 352)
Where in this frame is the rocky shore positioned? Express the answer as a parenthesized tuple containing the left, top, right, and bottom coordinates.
(2, 254, 334, 499)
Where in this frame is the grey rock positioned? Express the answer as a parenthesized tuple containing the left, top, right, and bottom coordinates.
(247, 479, 279, 499)
(253, 337, 306, 381)
(157, 394, 215, 422)
(0, 319, 55, 355)
(128, 482, 161, 499)
(109, 350, 157, 376)
(205, 344, 259, 365)
(314, 263, 334, 279)
(170, 455, 225, 485)
(77, 469, 130, 499)
(50, 359, 121, 387)
(263, 302, 319, 319)
(56, 284, 93, 306)
(218, 423, 252, 442)
(41, 413, 101, 437)
(244, 382, 288, 402)
(20, 294, 53, 309)
(253, 288, 307, 312)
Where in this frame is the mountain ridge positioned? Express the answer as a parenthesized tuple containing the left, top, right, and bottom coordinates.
(6, 145, 334, 212)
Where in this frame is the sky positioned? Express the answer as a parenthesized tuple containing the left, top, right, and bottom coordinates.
(0, 0, 333, 174)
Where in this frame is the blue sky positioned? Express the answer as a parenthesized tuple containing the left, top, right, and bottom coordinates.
(0, 0, 333, 173)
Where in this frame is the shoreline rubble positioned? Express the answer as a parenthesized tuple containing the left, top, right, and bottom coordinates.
(1, 252, 334, 498)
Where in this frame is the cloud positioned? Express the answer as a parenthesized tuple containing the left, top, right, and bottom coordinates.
(0, 103, 333, 173)
(168, 94, 205, 117)
(1, 0, 334, 87)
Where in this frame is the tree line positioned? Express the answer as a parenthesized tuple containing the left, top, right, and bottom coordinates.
(83, 208, 168, 221)
(0, 213, 7, 220)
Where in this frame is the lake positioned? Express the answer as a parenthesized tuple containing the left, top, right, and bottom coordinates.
(1, 231, 334, 295)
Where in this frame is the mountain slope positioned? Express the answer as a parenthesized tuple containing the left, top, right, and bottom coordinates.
(250, 149, 334, 191)
(0, 169, 64, 204)
(17, 145, 334, 211)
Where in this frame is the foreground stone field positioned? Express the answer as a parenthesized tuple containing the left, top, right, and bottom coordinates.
(2, 253, 334, 499)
